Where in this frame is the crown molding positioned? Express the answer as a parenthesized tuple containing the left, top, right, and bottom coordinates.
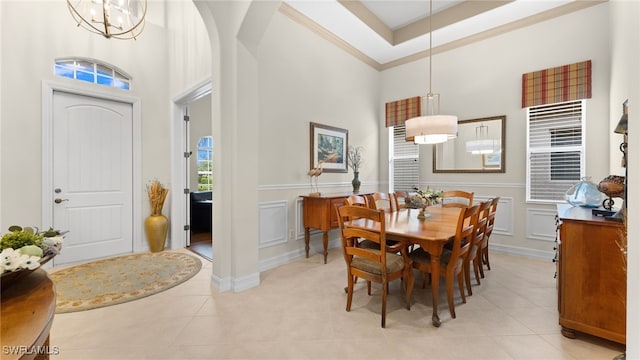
(279, 3, 382, 71)
(280, 0, 606, 71)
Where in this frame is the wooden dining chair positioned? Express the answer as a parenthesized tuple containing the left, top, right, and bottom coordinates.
(344, 195, 377, 250)
(340, 196, 409, 296)
(441, 190, 474, 208)
(337, 205, 413, 328)
(346, 194, 369, 208)
(409, 204, 480, 319)
(388, 192, 398, 212)
(367, 192, 394, 212)
(479, 197, 500, 277)
(464, 200, 491, 296)
(392, 191, 409, 211)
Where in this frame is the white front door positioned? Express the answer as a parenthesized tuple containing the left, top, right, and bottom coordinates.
(52, 91, 133, 265)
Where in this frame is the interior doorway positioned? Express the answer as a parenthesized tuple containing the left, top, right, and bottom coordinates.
(186, 94, 213, 260)
(170, 80, 212, 259)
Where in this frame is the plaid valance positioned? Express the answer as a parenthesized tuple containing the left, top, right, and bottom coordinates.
(385, 96, 421, 127)
(522, 60, 592, 108)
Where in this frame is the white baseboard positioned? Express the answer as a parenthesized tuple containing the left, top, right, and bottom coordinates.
(210, 271, 261, 292)
(211, 274, 231, 292)
(490, 243, 554, 261)
(259, 248, 307, 272)
(232, 272, 261, 292)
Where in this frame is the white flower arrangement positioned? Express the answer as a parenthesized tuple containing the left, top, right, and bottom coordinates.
(0, 248, 42, 272)
(43, 235, 64, 249)
(406, 186, 443, 208)
(0, 226, 64, 274)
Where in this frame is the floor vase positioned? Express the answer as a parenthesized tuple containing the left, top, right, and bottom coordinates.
(145, 214, 168, 252)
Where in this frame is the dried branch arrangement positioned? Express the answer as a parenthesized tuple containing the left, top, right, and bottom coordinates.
(348, 145, 363, 173)
(147, 180, 169, 215)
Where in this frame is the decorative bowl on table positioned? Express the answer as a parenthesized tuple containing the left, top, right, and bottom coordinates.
(1, 226, 64, 292)
(406, 187, 443, 219)
(1, 244, 62, 291)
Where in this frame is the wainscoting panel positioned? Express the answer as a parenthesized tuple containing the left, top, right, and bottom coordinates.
(526, 208, 558, 242)
(258, 200, 288, 248)
(475, 196, 514, 236)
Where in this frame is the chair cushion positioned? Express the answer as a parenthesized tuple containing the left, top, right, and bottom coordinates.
(444, 239, 467, 251)
(357, 239, 400, 250)
(358, 239, 379, 250)
(409, 247, 452, 265)
(351, 251, 405, 274)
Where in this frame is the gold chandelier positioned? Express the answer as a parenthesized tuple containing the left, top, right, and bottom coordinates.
(67, 0, 147, 40)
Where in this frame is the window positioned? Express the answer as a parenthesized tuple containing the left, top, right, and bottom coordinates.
(197, 136, 213, 191)
(390, 125, 419, 192)
(527, 100, 585, 202)
(54, 58, 131, 90)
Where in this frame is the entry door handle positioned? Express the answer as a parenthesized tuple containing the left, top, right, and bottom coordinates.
(54, 198, 69, 204)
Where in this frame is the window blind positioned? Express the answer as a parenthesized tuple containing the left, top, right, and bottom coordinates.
(392, 125, 419, 192)
(527, 100, 584, 202)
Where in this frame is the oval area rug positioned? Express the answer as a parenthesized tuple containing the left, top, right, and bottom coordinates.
(49, 251, 202, 313)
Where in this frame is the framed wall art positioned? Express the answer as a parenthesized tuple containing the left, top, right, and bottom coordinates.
(482, 151, 501, 168)
(309, 122, 348, 173)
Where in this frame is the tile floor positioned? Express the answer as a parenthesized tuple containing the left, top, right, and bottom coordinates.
(49, 249, 625, 359)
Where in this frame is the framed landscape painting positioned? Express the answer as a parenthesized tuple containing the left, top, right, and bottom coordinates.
(310, 122, 348, 173)
(482, 151, 501, 168)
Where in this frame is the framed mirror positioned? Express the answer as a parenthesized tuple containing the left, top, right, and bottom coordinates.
(433, 115, 506, 173)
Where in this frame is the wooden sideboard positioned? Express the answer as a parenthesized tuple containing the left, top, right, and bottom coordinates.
(556, 204, 626, 344)
(1, 269, 57, 360)
(300, 192, 371, 264)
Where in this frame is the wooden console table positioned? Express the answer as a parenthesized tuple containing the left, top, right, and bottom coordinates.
(556, 204, 626, 344)
(301, 192, 371, 264)
(1, 269, 56, 360)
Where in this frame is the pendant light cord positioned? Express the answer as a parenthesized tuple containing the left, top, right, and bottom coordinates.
(428, 0, 433, 96)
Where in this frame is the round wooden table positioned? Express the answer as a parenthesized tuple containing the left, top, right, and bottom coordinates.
(1, 269, 56, 360)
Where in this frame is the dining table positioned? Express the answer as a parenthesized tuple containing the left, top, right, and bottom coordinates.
(343, 205, 462, 327)
(1, 269, 56, 360)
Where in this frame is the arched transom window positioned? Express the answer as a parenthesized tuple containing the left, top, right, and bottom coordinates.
(54, 58, 131, 90)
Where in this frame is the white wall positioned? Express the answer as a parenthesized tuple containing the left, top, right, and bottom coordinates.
(166, 0, 211, 96)
(255, 8, 380, 262)
(191, 0, 378, 284)
(195, 0, 264, 290)
(0, 1, 171, 230)
(381, 3, 611, 258)
(610, 0, 639, 357)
